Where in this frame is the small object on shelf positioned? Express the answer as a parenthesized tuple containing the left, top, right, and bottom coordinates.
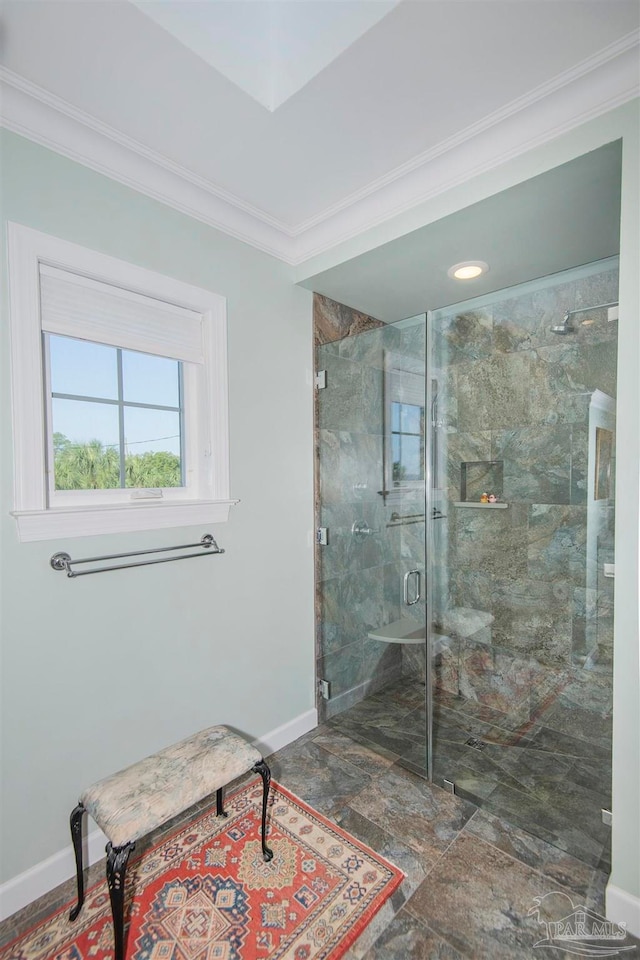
(488, 494, 497, 503)
(461, 460, 504, 502)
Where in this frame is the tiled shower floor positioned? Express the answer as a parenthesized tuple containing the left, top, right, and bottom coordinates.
(327, 676, 612, 870)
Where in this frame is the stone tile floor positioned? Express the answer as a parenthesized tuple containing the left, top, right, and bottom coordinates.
(2, 712, 636, 959)
(328, 677, 612, 871)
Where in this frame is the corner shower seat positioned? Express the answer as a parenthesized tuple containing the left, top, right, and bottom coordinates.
(368, 607, 494, 645)
(367, 617, 425, 644)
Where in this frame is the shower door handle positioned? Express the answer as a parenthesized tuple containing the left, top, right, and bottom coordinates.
(403, 570, 421, 606)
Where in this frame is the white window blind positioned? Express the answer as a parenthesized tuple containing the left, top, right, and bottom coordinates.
(39, 264, 205, 364)
(9, 223, 234, 540)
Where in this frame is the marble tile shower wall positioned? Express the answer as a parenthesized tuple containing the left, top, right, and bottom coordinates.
(314, 296, 427, 719)
(432, 262, 618, 728)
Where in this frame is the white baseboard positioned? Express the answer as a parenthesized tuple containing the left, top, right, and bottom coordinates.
(0, 708, 318, 923)
(252, 707, 318, 757)
(0, 825, 108, 923)
(606, 882, 640, 939)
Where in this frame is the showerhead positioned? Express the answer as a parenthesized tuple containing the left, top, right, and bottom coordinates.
(550, 311, 574, 335)
(550, 300, 617, 335)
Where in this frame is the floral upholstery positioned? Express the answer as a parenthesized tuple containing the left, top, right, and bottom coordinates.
(80, 725, 262, 848)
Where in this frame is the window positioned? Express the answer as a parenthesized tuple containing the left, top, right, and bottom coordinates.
(48, 335, 185, 492)
(383, 351, 425, 499)
(391, 401, 424, 483)
(8, 223, 235, 541)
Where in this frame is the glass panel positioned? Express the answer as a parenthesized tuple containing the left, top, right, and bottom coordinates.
(52, 398, 120, 489)
(122, 350, 181, 408)
(315, 315, 427, 775)
(398, 435, 421, 480)
(49, 334, 117, 400)
(123, 407, 182, 487)
(399, 403, 421, 434)
(427, 258, 617, 860)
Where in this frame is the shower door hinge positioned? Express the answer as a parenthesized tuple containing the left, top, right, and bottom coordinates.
(315, 370, 327, 390)
(601, 808, 612, 826)
(319, 679, 331, 700)
(316, 527, 328, 546)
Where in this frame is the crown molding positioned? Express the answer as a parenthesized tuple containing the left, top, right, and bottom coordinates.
(1, 29, 638, 268)
(292, 34, 640, 265)
(0, 67, 295, 262)
(292, 30, 640, 237)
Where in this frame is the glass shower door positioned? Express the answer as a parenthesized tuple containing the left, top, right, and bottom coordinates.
(426, 259, 617, 867)
(315, 314, 428, 774)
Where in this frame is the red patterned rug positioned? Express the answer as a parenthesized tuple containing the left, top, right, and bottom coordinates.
(3, 782, 404, 960)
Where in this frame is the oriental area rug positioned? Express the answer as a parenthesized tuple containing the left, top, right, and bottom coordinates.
(3, 782, 404, 960)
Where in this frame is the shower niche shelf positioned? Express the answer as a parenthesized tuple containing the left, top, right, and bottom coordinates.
(460, 459, 504, 504)
(454, 501, 508, 509)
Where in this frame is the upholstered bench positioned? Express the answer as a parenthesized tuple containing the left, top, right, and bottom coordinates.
(69, 725, 273, 960)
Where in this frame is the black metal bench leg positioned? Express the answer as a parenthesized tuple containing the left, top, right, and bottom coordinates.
(252, 759, 273, 862)
(106, 841, 135, 960)
(69, 803, 85, 921)
(216, 787, 228, 818)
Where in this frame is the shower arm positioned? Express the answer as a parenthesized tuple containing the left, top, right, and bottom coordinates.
(565, 300, 618, 319)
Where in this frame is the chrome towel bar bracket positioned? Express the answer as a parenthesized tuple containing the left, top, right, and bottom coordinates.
(50, 534, 224, 578)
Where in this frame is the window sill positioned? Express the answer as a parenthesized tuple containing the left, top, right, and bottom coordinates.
(11, 499, 239, 542)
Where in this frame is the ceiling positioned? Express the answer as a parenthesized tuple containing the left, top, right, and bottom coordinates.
(130, 1, 401, 111)
(0, 1, 638, 264)
(301, 140, 623, 321)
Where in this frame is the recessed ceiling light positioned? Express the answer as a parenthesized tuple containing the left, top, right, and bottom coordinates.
(448, 260, 489, 280)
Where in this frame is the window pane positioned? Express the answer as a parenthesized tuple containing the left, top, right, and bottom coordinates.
(49, 334, 118, 400)
(399, 435, 422, 480)
(392, 434, 403, 482)
(400, 403, 422, 434)
(123, 407, 182, 488)
(122, 350, 181, 408)
(52, 399, 120, 489)
(391, 401, 401, 432)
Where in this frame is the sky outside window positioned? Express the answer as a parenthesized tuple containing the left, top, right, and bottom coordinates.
(391, 400, 424, 481)
(48, 334, 183, 488)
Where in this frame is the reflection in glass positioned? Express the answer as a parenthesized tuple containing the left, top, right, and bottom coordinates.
(391, 401, 424, 482)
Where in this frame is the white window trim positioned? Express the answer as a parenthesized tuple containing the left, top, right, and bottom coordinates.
(7, 222, 237, 541)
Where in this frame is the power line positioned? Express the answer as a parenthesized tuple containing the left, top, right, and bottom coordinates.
(98, 435, 180, 450)
(126, 435, 180, 446)
(56, 435, 180, 451)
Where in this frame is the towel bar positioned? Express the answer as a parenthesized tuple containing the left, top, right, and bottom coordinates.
(50, 533, 224, 577)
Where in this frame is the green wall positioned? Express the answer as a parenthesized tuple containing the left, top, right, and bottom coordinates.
(0, 130, 315, 882)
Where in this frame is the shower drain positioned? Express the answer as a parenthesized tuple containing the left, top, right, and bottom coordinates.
(465, 737, 487, 751)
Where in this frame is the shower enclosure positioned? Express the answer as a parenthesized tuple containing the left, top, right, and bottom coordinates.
(315, 310, 428, 732)
(315, 255, 618, 868)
